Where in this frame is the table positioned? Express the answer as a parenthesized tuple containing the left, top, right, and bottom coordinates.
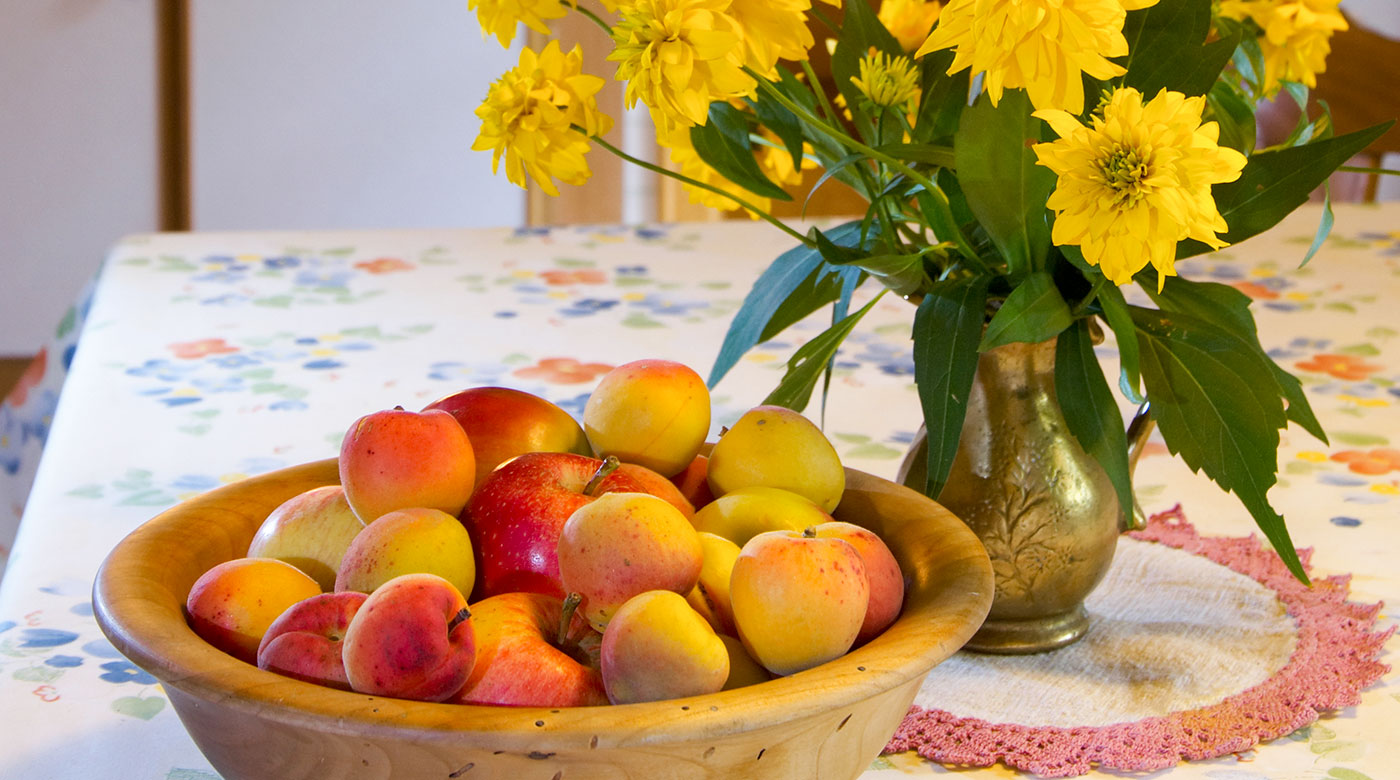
(0, 205, 1395, 779)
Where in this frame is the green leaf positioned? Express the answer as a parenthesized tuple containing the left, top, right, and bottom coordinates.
(763, 294, 882, 411)
(913, 276, 989, 498)
(1130, 305, 1307, 582)
(1093, 280, 1143, 402)
(750, 85, 806, 171)
(1145, 273, 1326, 443)
(1179, 122, 1395, 258)
(914, 49, 968, 142)
(955, 91, 1055, 278)
(708, 222, 870, 387)
(1120, 0, 1209, 91)
(980, 271, 1073, 350)
(690, 103, 792, 201)
(848, 252, 932, 297)
(875, 143, 956, 169)
(1301, 186, 1335, 267)
(1057, 319, 1135, 523)
(1207, 78, 1258, 155)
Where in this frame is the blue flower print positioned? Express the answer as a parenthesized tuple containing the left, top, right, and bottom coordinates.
(560, 298, 620, 317)
(45, 655, 84, 668)
(17, 629, 79, 648)
(99, 661, 158, 684)
(262, 256, 300, 270)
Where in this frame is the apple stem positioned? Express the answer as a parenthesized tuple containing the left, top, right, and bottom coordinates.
(803, 527, 818, 538)
(558, 592, 584, 648)
(583, 455, 621, 496)
(447, 607, 471, 633)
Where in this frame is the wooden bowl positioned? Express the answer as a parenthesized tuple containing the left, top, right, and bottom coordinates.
(93, 459, 991, 780)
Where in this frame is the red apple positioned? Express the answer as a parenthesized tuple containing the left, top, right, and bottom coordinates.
(423, 386, 591, 489)
(256, 591, 368, 690)
(669, 454, 715, 510)
(451, 592, 607, 707)
(339, 407, 476, 524)
(341, 573, 476, 702)
(811, 521, 905, 645)
(461, 452, 670, 600)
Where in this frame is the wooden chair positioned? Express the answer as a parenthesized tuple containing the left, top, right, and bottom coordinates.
(1255, 16, 1400, 201)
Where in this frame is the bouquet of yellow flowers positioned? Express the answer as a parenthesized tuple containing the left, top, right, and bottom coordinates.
(470, 0, 1390, 582)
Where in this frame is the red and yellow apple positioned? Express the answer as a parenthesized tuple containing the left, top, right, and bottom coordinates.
(451, 592, 607, 707)
(247, 485, 365, 590)
(669, 454, 715, 510)
(684, 532, 741, 636)
(341, 573, 476, 702)
(600, 590, 729, 705)
(256, 591, 367, 690)
(557, 492, 704, 631)
(730, 529, 869, 676)
(583, 359, 710, 477)
(812, 521, 905, 644)
(707, 405, 845, 512)
(185, 557, 323, 665)
(423, 386, 591, 489)
(690, 485, 833, 547)
(334, 507, 476, 597)
(339, 407, 476, 523)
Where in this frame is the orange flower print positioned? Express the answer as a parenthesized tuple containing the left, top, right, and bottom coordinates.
(355, 257, 414, 274)
(539, 269, 607, 285)
(169, 338, 239, 360)
(1229, 281, 1279, 300)
(513, 357, 615, 384)
(1295, 353, 1383, 381)
(1330, 448, 1400, 475)
(4, 347, 46, 406)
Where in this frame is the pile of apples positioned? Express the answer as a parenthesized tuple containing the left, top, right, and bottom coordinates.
(184, 359, 905, 707)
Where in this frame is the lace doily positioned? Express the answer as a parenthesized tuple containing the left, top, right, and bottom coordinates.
(885, 507, 1394, 777)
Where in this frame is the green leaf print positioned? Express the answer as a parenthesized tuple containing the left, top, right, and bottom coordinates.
(112, 695, 166, 721)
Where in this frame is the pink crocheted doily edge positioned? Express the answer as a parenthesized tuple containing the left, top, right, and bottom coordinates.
(885, 506, 1395, 778)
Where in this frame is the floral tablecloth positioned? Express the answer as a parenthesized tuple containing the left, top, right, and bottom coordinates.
(0, 205, 1395, 779)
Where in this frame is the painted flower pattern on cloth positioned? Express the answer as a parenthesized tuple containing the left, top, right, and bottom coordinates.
(1, 207, 1398, 780)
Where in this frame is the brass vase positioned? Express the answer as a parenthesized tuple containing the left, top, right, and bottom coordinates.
(897, 337, 1153, 654)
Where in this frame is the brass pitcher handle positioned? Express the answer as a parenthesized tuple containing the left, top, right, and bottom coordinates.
(1122, 401, 1154, 532)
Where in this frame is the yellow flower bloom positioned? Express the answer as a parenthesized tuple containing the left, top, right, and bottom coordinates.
(1218, 0, 1347, 95)
(472, 41, 615, 197)
(469, 0, 568, 48)
(878, 0, 942, 53)
(1032, 87, 1247, 289)
(916, 0, 1159, 114)
(728, 0, 815, 76)
(608, 0, 755, 128)
(655, 111, 773, 217)
(852, 48, 921, 111)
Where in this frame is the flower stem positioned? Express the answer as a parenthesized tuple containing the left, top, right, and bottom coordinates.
(745, 68, 976, 257)
(800, 59, 841, 127)
(585, 129, 815, 247)
(1072, 276, 1108, 316)
(572, 4, 613, 35)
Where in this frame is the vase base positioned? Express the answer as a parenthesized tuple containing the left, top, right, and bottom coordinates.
(963, 606, 1089, 654)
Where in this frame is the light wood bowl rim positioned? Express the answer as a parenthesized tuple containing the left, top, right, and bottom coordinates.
(92, 458, 992, 752)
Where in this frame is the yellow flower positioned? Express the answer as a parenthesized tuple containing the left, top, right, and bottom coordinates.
(608, 0, 755, 128)
(472, 41, 615, 197)
(1032, 87, 1247, 289)
(728, 0, 816, 76)
(1218, 0, 1347, 95)
(852, 48, 921, 111)
(878, 0, 942, 53)
(469, 0, 568, 48)
(916, 0, 1159, 114)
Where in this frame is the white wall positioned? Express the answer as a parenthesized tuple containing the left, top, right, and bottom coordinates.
(0, 0, 159, 356)
(190, 1, 524, 230)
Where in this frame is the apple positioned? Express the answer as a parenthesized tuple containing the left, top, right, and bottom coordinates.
(451, 592, 607, 707)
(557, 492, 704, 631)
(707, 405, 845, 512)
(600, 590, 729, 705)
(423, 386, 591, 489)
(669, 454, 715, 510)
(341, 573, 476, 702)
(185, 557, 323, 665)
(339, 406, 476, 524)
(614, 462, 695, 519)
(811, 521, 905, 645)
(462, 451, 675, 599)
(246, 485, 365, 590)
(690, 485, 833, 547)
(334, 507, 476, 598)
(730, 529, 869, 676)
(719, 634, 771, 691)
(684, 532, 741, 636)
(583, 359, 711, 477)
(256, 591, 367, 690)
